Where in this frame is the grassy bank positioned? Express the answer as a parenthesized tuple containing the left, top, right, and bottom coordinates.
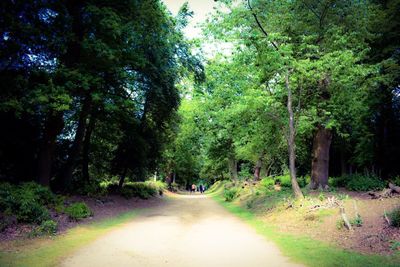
(208, 183, 400, 267)
(0, 210, 140, 267)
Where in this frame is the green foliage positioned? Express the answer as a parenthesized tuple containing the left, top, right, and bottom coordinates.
(336, 218, 345, 230)
(223, 187, 240, 202)
(76, 182, 107, 198)
(0, 182, 56, 223)
(330, 174, 386, 191)
(120, 182, 158, 199)
(30, 220, 58, 237)
(297, 176, 310, 188)
(386, 207, 400, 227)
(337, 214, 363, 229)
(274, 175, 292, 188)
(389, 240, 400, 251)
(391, 176, 400, 187)
(350, 214, 363, 227)
(168, 182, 179, 192)
(17, 202, 50, 224)
(65, 203, 92, 221)
(329, 176, 350, 187)
(260, 177, 274, 190)
(345, 175, 386, 191)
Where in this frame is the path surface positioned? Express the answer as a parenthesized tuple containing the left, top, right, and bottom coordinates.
(61, 194, 302, 267)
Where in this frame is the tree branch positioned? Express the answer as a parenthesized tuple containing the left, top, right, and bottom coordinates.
(247, 0, 279, 51)
(300, 0, 321, 20)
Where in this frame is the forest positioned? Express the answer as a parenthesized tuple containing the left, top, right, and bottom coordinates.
(166, 0, 400, 194)
(0, 0, 400, 266)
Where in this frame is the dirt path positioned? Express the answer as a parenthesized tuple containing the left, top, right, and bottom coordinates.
(61, 193, 302, 267)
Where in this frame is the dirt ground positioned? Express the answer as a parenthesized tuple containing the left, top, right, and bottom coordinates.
(0, 195, 163, 242)
(61, 193, 302, 267)
(254, 189, 400, 255)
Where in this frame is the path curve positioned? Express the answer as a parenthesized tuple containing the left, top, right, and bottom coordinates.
(61, 194, 302, 267)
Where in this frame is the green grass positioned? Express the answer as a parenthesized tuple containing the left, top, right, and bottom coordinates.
(209, 189, 400, 267)
(0, 210, 140, 267)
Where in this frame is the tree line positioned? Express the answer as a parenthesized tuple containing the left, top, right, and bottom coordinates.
(0, 0, 202, 191)
(162, 0, 400, 196)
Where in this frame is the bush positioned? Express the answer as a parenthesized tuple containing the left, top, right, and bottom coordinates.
(274, 175, 292, 188)
(120, 182, 158, 199)
(223, 187, 240, 202)
(168, 182, 179, 192)
(260, 178, 274, 190)
(38, 220, 58, 235)
(19, 182, 55, 205)
(17, 201, 50, 223)
(391, 176, 400, 187)
(76, 181, 107, 197)
(345, 174, 386, 191)
(329, 176, 349, 188)
(350, 214, 363, 227)
(65, 202, 92, 221)
(386, 206, 400, 227)
(297, 175, 310, 188)
(0, 182, 55, 223)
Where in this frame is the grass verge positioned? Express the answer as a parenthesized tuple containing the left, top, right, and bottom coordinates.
(0, 210, 140, 267)
(209, 188, 400, 267)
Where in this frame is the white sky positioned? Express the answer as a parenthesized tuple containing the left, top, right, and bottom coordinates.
(162, 0, 217, 39)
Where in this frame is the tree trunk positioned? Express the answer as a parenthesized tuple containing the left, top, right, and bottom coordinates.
(118, 167, 128, 189)
(340, 143, 347, 176)
(82, 112, 96, 182)
(310, 125, 333, 190)
(61, 95, 92, 188)
(37, 113, 64, 187)
(228, 156, 238, 181)
(286, 71, 303, 199)
(253, 158, 262, 181)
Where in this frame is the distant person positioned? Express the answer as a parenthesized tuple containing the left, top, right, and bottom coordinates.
(191, 184, 196, 193)
(199, 184, 204, 194)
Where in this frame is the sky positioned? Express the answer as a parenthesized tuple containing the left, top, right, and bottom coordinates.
(162, 0, 217, 39)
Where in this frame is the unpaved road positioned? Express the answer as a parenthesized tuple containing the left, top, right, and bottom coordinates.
(61, 194, 302, 267)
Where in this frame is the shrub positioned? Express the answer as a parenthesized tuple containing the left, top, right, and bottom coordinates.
(345, 174, 386, 191)
(106, 183, 120, 194)
(168, 182, 179, 192)
(65, 202, 92, 221)
(120, 182, 158, 199)
(350, 214, 363, 227)
(19, 182, 55, 205)
(274, 175, 292, 188)
(76, 182, 107, 197)
(391, 176, 400, 187)
(224, 187, 240, 202)
(336, 218, 345, 230)
(146, 181, 166, 194)
(17, 201, 50, 223)
(260, 178, 274, 190)
(0, 182, 55, 223)
(386, 206, 400, 227)
(297, 175, 310, 188)
(329, 176, 349, 188)
(38, 220, 58, 235)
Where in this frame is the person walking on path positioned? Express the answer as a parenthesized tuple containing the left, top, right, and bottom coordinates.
(191, 184, 196, 193)
(199, 184, 204, 194)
